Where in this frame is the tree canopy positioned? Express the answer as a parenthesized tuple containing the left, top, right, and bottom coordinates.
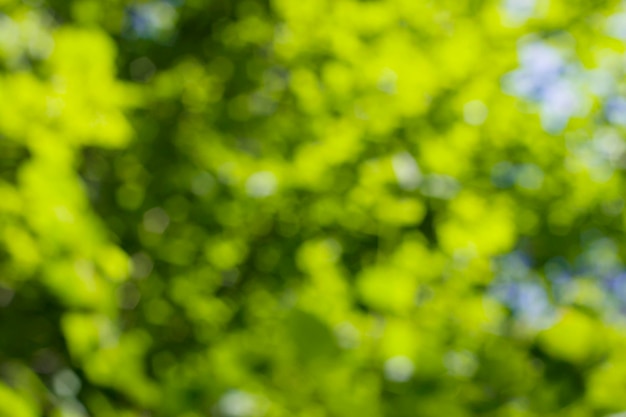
(2, 0, 626, 416)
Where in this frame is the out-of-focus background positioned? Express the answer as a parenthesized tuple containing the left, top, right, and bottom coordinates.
(1, 0, 626, 416)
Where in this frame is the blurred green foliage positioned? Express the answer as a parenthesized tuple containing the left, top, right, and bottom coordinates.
(3, 0, 626, 416)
